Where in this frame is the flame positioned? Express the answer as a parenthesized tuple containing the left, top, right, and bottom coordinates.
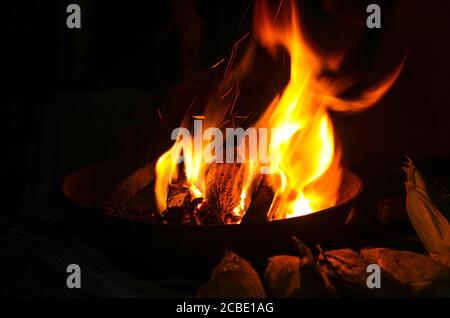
(155, 0, 403, 221)
(154, 125, 206, 212)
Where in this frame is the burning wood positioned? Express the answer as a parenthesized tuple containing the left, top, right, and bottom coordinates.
(167, 185, 191, 210)
(242, 176, 273, 224)
(153, 0, 402, 222)
(162, 160, 273, 225)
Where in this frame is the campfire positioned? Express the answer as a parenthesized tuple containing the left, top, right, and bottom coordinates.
(154, 0, 401, 225)
(60, 0, 450, 299)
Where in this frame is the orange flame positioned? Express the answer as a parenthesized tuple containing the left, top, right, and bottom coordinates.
(155, 0, 403, 220)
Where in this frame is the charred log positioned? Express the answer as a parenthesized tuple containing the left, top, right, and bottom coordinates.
(242, 177, 273, 224)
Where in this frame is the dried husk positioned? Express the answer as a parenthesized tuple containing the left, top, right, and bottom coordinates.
(361, 248, 450, 297)
(196, 251, 266, 298)
(430, 253, 450, 268)
(264, 256, 301, 297)
(404, 159, 450, 254)
(293, 238, 338, 298)
(319, 248, 405, 297)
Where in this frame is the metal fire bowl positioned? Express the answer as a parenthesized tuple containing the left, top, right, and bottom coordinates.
(63, 156, 363, 279)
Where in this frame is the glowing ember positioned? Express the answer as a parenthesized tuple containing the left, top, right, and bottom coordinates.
(155, 0, 403, 223)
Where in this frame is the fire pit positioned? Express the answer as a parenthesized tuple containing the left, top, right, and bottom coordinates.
(63, 0, 399, 278)
(63, 156, 362, 277)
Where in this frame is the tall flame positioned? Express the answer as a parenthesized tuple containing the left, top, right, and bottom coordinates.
(155, 0, 403, 220)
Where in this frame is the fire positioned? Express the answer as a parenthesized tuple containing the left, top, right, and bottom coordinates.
(155, 0, 403, 221)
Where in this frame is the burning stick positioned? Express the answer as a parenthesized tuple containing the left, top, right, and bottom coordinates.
(167, 185, 192, 210)
(163, 161, 247, 224)
(242, 176, 273, 224)
(165, 185, 196, 224)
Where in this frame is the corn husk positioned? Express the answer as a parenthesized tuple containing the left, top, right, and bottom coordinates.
(264, 256, 301, 297)
(319, 249, 405, 297)
(204, 163, 246, 223)
(430, 253, 450, 268)
(361, 248, 450, 297)
(263, 239, 337, 298)
(404, 158, 450, 254)
(196, 251, 266, 298)
(293, 238, 338, 298)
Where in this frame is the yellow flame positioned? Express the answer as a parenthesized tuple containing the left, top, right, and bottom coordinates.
(248, 0, 340, 219)
(155, 0, 402, 221)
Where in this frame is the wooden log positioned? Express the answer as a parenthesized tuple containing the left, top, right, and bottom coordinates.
(103, 182, 162, 222)
(166, 185, 191, 210)
(196, 251, 266, 298)
(164, 184, 197, 224)
(242, 177, 272, 224)
(195, 201, 223, 225)
(101, 163, 153, 209)
(165, 207, 196, 225)
(101, 162, 156, 221)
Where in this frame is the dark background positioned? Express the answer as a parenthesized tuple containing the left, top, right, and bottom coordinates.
(2, 0, 450, 219)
